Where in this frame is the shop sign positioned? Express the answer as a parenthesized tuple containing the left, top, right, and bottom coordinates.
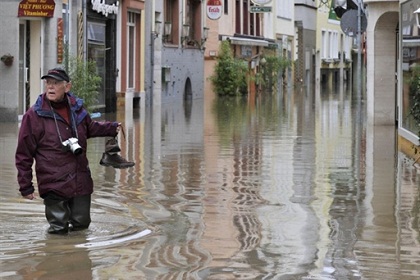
(250, 6, 272, 13)
(91, 0, 119, 17)
(18, 0, 55, 18)
(206, 0, 223, 20)
(57, 18, 64, 63)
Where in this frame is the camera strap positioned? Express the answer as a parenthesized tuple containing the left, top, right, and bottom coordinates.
(49, 97, 79, 144)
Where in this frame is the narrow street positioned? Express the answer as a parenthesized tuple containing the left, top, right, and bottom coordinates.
(1, 85, 419, 279)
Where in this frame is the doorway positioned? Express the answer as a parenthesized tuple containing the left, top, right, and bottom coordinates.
(18, 20, 41, 119)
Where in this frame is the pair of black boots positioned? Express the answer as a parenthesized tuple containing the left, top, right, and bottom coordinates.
(45, 193, 91, 234)
(99, 138, 135, 168)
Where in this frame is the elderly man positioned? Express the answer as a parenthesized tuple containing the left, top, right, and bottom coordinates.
(15, 67, 133, 234)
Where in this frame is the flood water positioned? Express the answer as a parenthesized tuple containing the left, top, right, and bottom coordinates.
(1, 86, 420, 279)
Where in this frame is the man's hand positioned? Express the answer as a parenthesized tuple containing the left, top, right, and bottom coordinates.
(23, 193, 35, 200)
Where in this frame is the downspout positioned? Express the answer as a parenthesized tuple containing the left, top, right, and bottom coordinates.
(64, 1, 70, 70)
(82, 0, 87, 60)
(150, 1, 156, 106)
(182, 0, 185, 38)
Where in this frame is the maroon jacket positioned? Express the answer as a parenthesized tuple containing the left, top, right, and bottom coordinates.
(15, 92, 118, 198)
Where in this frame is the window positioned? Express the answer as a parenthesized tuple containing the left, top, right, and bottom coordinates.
(87, 22, 105, 42)
(331, 31, 338, 59)
(249, 2, 261, 36)
(87, 22, 106, 105)
(62, 2, 69, 44)
(401, 0, 420, 136)
(127, 12, 136, 88)
(321, 30, 339, 59)
(186, 0, 202, 44)
(164, 0, 179, 44)
(235, 0, 261, 36)
(321, 30, 328, 59)
(164, 0, 203, 46)
(343, 35, 352, 61)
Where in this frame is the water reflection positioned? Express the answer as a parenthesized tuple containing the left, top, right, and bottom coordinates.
(0, 86, 420, 279)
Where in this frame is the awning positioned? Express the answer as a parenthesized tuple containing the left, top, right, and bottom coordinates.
(226, 36, 269, 47)
(402, 39, 420, 47)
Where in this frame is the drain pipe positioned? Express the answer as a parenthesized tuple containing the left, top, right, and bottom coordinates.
(356, 0, 363, 101)
(82, 0, 87, 60)
(151, 32, 155, 106)
(150, 1, 157, 107)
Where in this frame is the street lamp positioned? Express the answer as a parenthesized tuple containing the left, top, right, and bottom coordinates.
(203, 27, 209, 40)
(163, 22, 172, 42)
(260, 57, 266, 65)
(181, 24, 190, 45)
(414, 8, 420, 28)
(200, 27, 210, 50)
(152, 20, 161, 39)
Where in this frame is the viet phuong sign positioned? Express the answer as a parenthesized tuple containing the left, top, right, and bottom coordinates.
(18, 0, 56, 18)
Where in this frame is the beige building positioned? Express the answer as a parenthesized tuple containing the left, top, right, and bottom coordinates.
(203, 0, 296, 100)
(0, 0, 65, 121)
(315, 0, 353, 88)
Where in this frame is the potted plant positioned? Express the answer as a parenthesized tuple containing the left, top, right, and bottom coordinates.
(1, 54, 14, 66)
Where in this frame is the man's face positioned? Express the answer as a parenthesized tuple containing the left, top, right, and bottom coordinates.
(44, 78, 72, 103)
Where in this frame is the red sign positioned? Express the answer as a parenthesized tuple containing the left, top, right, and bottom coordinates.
(18, 0, 56, 18)
(207, 0, 223, 20)
(57, 18, 64, 63)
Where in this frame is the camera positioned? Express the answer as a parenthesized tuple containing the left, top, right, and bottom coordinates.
(62, 137, 83, 155)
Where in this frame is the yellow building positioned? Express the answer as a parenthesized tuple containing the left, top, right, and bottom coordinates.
(315, 0, 353, 87)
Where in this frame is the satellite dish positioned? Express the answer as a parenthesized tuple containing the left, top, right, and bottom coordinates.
(340, 10, 367, 37)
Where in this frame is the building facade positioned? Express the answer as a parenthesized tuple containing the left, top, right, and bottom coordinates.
(364, 0, 398, 126)
(82, 0, 120, 112)
(399, 0, 420, 149)
(295, 0, 317, 87)
(116, 0, 145, 111)
(1, 0, 419, 160)
(273, 0, 295, 87)
(0, 0, 65, 121)
(315, 0, 353, 88)
(0, 0, 147, 122)
(202, 0, 291, 99)
(146, 0, 207, 108)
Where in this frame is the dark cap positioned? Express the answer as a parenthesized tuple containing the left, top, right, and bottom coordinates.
(41, 68, 70, 82)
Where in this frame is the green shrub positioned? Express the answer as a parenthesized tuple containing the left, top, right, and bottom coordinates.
(210, 41, 248, 96)
(64, 56, 101, 113)
(260, 54, 292, 91)
(408, 64, 420, 137)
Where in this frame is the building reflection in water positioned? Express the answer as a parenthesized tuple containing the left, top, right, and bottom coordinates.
(0, 85, 419, 279)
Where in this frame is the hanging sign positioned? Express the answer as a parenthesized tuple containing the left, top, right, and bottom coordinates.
(340, 10, 367, 37)
(250, 6, 272, 13)
(57, 18, 64, 63)
(207, 0, 223, 20)
(18, 0, 56, 18)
